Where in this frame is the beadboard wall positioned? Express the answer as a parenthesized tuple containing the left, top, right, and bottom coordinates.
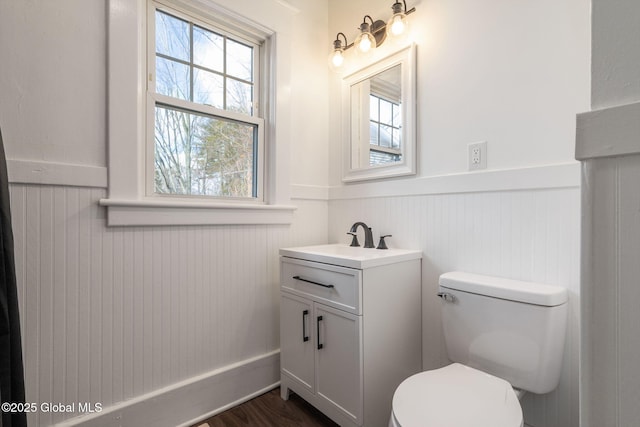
(578, 0, 640, 421)
(328, 186, 581, 427)
(8, 183, 327, 426)
(8, 176, 581, 427)
(579, 154, 640, 427)
(8, 180, 581, 427)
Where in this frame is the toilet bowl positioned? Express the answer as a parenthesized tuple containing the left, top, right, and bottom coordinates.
(389, 271, 568, 427)
(389, 363, 523, 427)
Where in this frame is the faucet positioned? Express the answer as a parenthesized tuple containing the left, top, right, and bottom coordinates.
(349, 222, 375, 248)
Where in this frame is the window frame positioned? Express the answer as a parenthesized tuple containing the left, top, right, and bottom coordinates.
(146, 1, 265, 202)
(368, 94, 402, 163)
(102, 0, 296, 226)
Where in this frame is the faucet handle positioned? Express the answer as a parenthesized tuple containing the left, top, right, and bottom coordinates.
(347, 232, 360, 247)
(377, 234, 392, 250)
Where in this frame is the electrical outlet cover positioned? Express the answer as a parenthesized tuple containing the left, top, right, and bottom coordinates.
(468, 141, 487, 171)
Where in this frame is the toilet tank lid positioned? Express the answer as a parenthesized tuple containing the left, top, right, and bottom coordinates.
(439, 272, 568, 306)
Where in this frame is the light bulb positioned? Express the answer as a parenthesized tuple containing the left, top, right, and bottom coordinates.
(328, 49, 345, 72)
(354, 19, 377, 56)
(328, 35, 347, 73)
(387, 13, 407, 36)
(359, 36, 372, 52)
(332, 51, 344, 67)
(386, 2, 410, 44)
(355, 32, 376, 55)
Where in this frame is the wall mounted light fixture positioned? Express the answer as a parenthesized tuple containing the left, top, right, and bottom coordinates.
(354, 15, 383, 55)
(328, 32, 350, 71)
(387, 0, 413, 38)
(329, 0, 415, 72)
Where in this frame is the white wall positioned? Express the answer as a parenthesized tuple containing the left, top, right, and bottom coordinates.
(579, 154, 640, 427)
(329, 186, 581, 427)
(0, 0, 330, 425)
(0, 0, 106, 167)
(289, 0, 330, 188)
(327, 1, 589, 426)
(578, 0, 640, 426)
(0, 0, 330, 188)
(328, 0, 590, 183)
(591, 0, 640, 109)
(9, 184, 327, 426)
(0, 0, 593, 426)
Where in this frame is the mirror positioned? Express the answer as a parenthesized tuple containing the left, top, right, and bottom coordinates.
(342, 44, 416, 182)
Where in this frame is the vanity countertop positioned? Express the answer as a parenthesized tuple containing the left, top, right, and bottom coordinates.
(280, 243, 422, 269)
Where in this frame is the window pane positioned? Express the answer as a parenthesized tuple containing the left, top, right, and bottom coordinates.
(194, 68, 223, 108)
(154, 105, 257, 198)
(226, 78, 253, 114)
(392, 128, 401, 149)
(379, 99, 392, 125)
(226, 39, 253, 81)
(393, 104, 401, 128)
(155, 11, 190, 61)
(380, 125, 392, 147)
(156, 57, 190, 100)
(193, 25, 223, 72)
(370, 150, 400, 166)
(369, 122, 379, 146)
(369, 95, 379, 121)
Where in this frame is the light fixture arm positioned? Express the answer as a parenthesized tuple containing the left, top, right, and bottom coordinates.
(358, 14, 387, 48)
(333, 32, 352, 50)
(361, 15, 375, 28)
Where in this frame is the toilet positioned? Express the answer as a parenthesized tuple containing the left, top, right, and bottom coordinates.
(389, 271, 568, 427)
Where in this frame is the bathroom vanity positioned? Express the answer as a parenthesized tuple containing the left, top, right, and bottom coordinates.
(279, 244, 422, 427)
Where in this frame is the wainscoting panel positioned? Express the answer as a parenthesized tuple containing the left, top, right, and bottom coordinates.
(328, 187, 580, 427)
(8, 183, 328, 426)
(580, 154, 640, 427)
(9, 180, 579, 427)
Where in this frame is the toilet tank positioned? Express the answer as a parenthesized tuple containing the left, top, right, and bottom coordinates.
(438, 272, 568, 394)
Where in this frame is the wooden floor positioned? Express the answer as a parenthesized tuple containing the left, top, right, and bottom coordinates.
(193, 388, 339, 427)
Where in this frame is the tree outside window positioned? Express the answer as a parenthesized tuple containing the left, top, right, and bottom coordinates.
(152, 9, 262, 199)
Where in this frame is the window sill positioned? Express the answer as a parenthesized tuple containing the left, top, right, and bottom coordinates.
(99, 198, 297, 226)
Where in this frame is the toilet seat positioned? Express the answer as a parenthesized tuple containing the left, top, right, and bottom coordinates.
(390, 363, 523, 427)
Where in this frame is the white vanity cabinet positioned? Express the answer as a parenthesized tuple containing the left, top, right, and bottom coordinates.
(279, 244, 422, 427)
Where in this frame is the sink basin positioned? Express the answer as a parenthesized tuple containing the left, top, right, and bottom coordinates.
(280, 244, 422, 269)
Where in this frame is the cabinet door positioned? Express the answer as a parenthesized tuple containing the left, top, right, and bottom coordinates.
(280, 293, 315, 393)
(315, 304, 363, 425)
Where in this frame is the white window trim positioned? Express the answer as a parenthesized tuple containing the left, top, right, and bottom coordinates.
(147, 3, 265, 201)
(103, 0, 295, 226)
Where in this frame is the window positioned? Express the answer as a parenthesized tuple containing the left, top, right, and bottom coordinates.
(369, 94, 401, 166)
(149, 4, 264, 200)
(104, 0, 295, 226)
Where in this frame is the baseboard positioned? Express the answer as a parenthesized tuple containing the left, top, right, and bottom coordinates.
(178, 382, 280, 427)
(54, 351, 280, 427)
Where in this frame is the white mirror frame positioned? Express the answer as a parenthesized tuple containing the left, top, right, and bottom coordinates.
(342, 44, 416, 182)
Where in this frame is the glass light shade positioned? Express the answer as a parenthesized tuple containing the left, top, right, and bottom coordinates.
(386, 12, 408, 38)
(355, 32, 376, 55)
(328, 48, 345, 72)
